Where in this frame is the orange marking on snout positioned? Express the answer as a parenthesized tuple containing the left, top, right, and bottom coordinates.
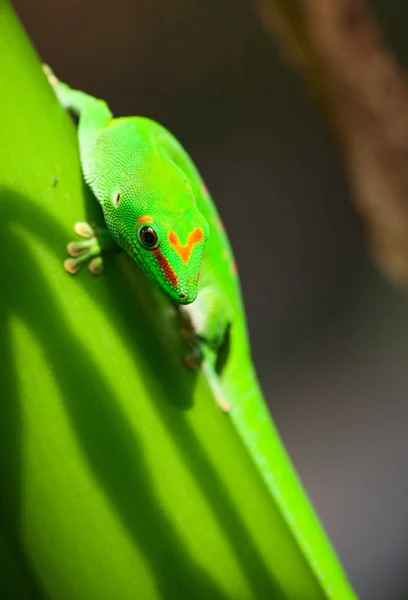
(168, 228, 204, 265)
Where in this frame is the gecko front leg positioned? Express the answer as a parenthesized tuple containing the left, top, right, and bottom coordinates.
(64, 222, 118, 275)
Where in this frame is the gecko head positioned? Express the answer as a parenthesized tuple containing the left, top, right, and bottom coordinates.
(98, 139, 210, 304)
(105, 187, 209, 304)
(131, 209, 209, 304)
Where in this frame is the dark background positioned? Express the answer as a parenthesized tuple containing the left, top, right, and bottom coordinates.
(11, 0, 408, 598)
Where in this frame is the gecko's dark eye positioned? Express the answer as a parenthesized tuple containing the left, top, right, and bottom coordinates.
(139, 225, 159, 249)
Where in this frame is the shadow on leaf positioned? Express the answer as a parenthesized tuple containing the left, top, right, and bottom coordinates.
(0, 187, 285, 599)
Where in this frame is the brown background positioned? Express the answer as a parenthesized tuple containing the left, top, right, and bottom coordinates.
(11, 0, 408, 598)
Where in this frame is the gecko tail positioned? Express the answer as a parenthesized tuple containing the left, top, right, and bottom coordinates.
(42, 63, 112, 125)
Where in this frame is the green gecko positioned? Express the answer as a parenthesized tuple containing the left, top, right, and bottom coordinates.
(42, 65, 355, 599)
(43, 64, 242, 412)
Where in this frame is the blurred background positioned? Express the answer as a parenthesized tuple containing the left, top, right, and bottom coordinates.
(11, 0, 408, 597)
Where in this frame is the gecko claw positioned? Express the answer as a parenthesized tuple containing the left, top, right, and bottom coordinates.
(184, 352, 203, 370)
(184, 354, 196, 370)
(89, 257, 104, 275)
(179, 327, 193, 342)
(74, 221, 95, 238)
(42, 63, 59, 90)
(179, 325, 203, 369)
(216, 396, 231, 413)
(64, 258, 80, 274)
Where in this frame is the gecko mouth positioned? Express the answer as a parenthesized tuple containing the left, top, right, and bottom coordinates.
(174, 288, 197, 305)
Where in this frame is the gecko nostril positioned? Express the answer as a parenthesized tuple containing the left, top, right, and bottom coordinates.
(180, 293, 187, 300)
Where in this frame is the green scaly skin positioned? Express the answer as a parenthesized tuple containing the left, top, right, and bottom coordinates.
(43, 65, 356, 599)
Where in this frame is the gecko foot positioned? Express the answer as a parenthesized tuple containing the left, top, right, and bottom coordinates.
(180, 328, 204, 369)
(64, 222, 105, 275)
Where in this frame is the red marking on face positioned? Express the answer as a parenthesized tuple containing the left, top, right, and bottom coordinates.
(137, 215, 153, 226)
(168, 228, 204, 265)
(153, 248, 178, 288)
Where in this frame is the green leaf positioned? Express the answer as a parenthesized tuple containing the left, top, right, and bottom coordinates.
(0, 2, 356, 598)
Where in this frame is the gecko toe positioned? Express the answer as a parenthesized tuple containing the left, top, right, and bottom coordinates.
(67, 241, 86, 257)
(184, 354, 201, 370)
(64, 258, 80, 274)
(42, 63, 58, 88)
(89, 257, 104, 275)
(217, 396, 232, 413)
(74, 221, 95, 238)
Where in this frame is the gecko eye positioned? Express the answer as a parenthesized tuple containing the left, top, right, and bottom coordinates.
(139, 225, 159, 249)
(113, 192, 121, 207)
